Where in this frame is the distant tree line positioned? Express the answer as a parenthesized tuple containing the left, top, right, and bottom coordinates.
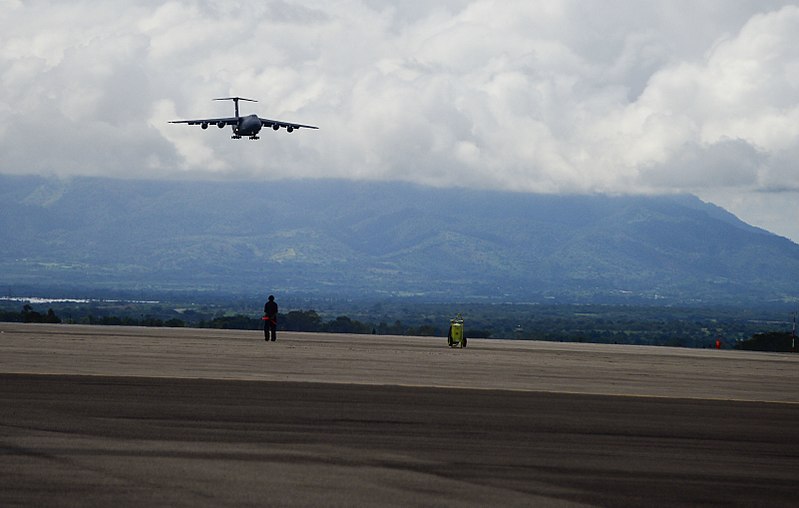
(80, 315, 187, 327)
(735, 332, 796, 353)
(199, 310, 443, 336)
(0, 306, 443, 336)
(0, 304, 61, 324)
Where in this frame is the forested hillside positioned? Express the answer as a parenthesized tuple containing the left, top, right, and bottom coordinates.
(2, 174, 798, 305)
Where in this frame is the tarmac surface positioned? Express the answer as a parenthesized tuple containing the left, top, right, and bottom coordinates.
(2, 323, 798, 506)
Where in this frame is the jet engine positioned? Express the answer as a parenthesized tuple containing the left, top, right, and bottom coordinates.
(201, 123, 208, 129)
(217, 121, 225, 128)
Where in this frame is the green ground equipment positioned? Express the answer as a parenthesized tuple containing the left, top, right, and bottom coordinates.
(447, 314, 466, 348)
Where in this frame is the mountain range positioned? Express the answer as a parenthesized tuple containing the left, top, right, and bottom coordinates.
(2, 174, 798, 305)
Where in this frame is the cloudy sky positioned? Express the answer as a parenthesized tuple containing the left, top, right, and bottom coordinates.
(2, 0, 799, 242)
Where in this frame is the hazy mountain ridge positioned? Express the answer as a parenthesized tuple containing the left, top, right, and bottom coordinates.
(1, 174, 797, 304)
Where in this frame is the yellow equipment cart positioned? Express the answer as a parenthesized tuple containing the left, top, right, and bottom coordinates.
(447, 314, 467, 348)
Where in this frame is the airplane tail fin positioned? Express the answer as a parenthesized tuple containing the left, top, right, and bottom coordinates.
(214, 97, 257, 103)
(213, 97, 257, 118)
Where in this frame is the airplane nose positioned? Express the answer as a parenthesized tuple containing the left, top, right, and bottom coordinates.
(243, 116, 262, 135)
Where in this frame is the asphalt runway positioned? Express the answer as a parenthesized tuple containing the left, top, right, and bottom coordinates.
(2, 324, 798, 507)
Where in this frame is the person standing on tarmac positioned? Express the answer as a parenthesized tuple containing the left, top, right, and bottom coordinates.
(264, 295, 278, 342)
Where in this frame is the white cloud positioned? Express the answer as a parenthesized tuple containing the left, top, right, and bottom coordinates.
(1, 0, 798, 241)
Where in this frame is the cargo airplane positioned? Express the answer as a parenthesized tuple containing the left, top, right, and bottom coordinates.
(170, 97, 318, 139)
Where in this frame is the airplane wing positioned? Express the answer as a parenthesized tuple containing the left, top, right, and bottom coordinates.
(259, 117, 319, 130)
(169, 117, 238, 126)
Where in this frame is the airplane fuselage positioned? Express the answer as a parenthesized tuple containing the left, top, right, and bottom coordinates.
(233, 114, 262, 138)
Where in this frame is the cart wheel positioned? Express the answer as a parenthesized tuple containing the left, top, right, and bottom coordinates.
(462, 337, 467, 348)
(448, 336, 453, 347)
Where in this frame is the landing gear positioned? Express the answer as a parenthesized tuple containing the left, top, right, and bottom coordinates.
(231, 135, 242, 139)
(248, 136, 260, 140)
